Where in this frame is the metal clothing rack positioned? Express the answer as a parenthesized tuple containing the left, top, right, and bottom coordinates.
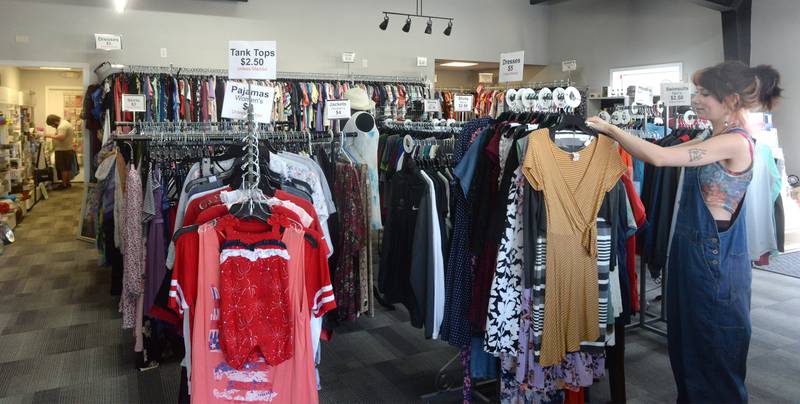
(613, 103, 669, 338)
(98, 62, 427, 85)
(476, 79, 576, 92)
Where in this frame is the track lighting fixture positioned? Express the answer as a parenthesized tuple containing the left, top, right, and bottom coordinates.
(443, 20, 453, 36)
(379, 0, 454, 36)
(402, 16, 412, 33)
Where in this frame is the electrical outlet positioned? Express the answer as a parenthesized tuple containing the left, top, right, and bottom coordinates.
(160, 48, 168, 58)
(362, 59, 368, 68)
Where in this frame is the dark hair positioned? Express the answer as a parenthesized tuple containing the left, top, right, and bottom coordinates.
(692, 61, 782, 111)
(46, 114, 60, 126)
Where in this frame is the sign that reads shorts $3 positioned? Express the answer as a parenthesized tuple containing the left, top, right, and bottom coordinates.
(221, 82, 275, 123)
(228, 40, 277, 80)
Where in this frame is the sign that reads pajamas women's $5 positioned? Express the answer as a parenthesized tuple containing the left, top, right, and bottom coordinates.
(221, 82, 275, 123)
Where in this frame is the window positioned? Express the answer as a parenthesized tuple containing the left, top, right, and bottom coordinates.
(610, 62, 683, 96)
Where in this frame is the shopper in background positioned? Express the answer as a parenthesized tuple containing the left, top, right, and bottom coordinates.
(45, 114, 75, 190)
(587, 61, 782, 403)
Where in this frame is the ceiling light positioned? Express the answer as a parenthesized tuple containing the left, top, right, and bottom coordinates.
(425, 18, 432, 35)
(39, 67, 72, 71)
(440, 62, 477, 67)
(402, 16, 412, 33)
(113, 0, 127, 13)
(379, 14, 389, 30)
(443, 20, 453, 36)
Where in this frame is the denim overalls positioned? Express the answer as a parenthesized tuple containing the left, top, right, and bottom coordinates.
(667, 165, 751, 403)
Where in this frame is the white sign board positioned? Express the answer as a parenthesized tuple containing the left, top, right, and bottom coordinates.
(561, 59, 577, 72)
(221, 82, 275, 123)
(499, 50, 524, 83)
(342, 52, 356, 63)
(478, 72, 494, 84)
(424, 99, 442, 113)
(661, 82, 692, 106)
(327, 100, 352, 119)
(634, 86, 654, 105)
(454, 95, 473, 112)
(228, 40, 277, 80)
(95, 34, 122, 51)
(121, 94, 146, 112)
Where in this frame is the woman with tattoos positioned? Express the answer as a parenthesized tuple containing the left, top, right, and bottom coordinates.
(587, 61, 782, 403)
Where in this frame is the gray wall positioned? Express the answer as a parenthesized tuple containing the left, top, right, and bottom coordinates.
(531, 0, 723, 92)
(0, 0, 548, 81)
(752, 0, 800, 175)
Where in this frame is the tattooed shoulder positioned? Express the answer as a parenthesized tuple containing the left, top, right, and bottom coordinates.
(688, 148, 707, 162)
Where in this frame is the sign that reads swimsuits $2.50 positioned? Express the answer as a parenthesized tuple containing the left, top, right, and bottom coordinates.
(221, 82, 275, 123)
(661, 82, 692, 106)
(499, 50, 524, 83)
(228, 40, 277, 80)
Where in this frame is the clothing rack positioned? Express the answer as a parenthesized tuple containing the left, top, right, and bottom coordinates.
(476, 79, 576, 91)
(99, 62, 427, 85)
(617, 104, 669, 338)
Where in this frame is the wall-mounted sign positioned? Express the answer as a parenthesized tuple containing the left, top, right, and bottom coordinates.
(95, 34, 122, 51)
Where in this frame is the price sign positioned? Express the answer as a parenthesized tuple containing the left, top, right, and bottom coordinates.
(327, 100, 352, 119)
(221, 81, 275, 123)
(661, 82, 691, 106)
(342, 52, 356, 63)
(121, 94, 145, 112)
(424, 99, 442, 113)
(228, 40, 277, 80)
(94, 33, 122, 51)
(633, 85, 653, 105)
(561, 59, 577, 72)
(499, 50, 524, 83)
(454, 95, 473, 112)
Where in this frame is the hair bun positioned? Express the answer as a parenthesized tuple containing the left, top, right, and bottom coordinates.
(752, 64, 782, 111)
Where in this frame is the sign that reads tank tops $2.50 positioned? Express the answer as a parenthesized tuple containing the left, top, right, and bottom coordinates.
(221, 82, 275, 123)
(228, 40, 277, 80)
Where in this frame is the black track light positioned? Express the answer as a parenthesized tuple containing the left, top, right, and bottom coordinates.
(425, 18, 432, 34)
(379, 14, 389, 30)
(443, 20, 453, 36)
(402, 16, 412, 33)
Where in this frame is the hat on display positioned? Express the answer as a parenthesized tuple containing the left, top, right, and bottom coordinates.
(345, 87, 377, 111)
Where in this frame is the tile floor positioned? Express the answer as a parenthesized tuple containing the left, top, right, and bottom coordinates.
(0, 184, 798, 403)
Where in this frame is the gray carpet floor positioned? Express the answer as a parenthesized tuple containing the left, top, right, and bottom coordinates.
(0, 184, 798, 403)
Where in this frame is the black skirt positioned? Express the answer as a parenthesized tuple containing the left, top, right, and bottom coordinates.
(54, 150, 75, 173)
